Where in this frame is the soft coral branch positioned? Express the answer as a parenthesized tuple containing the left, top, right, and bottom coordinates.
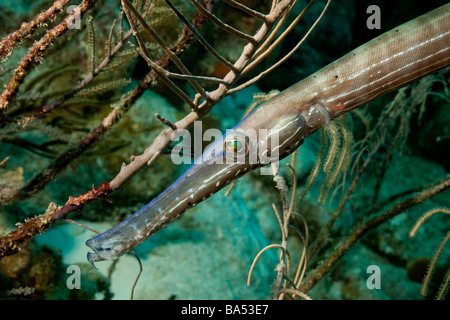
(0, 0, 70, 60)
(0, 202, 58, 257)
(0, 0, 98, 123)
(4, 0, 213, 205)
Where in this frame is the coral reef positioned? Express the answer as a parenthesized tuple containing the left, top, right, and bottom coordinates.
(0, 0, 449, 300)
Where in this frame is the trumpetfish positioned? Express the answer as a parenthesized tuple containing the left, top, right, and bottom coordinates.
(86, 3, 450, 267)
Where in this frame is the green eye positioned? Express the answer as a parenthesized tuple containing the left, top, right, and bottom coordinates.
(226, 140, 243, 153)
(224, 134, 249, 157)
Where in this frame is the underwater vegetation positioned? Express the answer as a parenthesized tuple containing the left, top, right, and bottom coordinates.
(0, 0, 449, 300)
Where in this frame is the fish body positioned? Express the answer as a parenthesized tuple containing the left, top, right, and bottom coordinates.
(86, 4, 450, 267)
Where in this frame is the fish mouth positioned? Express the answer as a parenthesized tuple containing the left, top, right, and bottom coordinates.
(86, 251, 101, 269)
(85, 238, 110, 269)
(85, 235, 129, 269)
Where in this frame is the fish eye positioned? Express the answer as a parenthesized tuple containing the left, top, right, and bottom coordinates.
(226, 139, 244, 153)
(224, 133, 249, 157)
